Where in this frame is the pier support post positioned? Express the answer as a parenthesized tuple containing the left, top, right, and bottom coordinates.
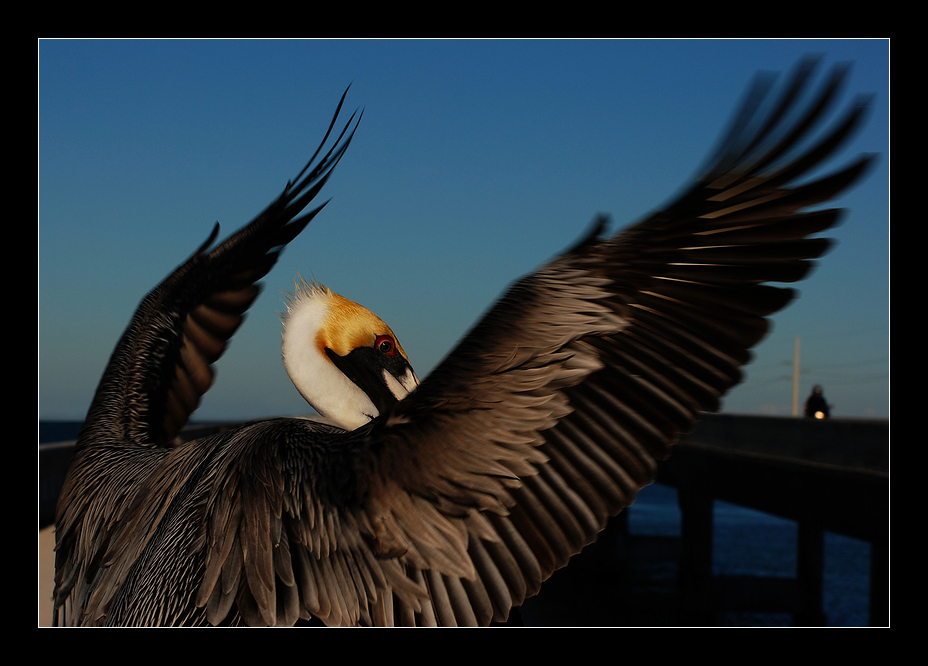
(870, 529, 888, 626)
(677, 487, 715, 625)
(795, 522, 826, 626)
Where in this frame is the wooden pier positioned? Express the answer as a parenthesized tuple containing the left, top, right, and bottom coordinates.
(657, 413, 889, 626)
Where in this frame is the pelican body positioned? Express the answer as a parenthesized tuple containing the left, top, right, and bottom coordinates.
(53, 61, 875, 626)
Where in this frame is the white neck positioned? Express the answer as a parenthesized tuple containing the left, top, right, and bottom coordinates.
(280, 280, 415, 430)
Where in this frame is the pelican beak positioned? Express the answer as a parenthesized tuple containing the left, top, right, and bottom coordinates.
(326, 345, 419, 418)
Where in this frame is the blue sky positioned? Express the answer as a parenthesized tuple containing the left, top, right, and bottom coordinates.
(38, 39, 889, 423)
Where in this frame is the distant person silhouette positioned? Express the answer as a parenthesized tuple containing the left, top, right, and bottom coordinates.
(804, 385, 830, 419)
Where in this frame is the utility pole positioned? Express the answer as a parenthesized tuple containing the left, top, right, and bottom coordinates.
(792, 336, 801, 417)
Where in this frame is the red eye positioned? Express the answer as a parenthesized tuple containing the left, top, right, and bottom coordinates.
(375, 334, 396, 356)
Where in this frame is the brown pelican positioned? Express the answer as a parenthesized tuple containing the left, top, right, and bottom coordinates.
(53, 59, 875, 626)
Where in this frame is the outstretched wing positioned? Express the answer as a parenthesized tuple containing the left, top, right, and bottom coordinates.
(76, 92, 360, 449)
(339, 57, 875, 624)
(54, 93, 359, 626)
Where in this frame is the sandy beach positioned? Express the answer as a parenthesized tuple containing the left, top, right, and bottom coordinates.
(38, 527, 55, 626)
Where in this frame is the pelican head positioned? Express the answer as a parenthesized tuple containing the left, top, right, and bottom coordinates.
(281, 278, 419, 430)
